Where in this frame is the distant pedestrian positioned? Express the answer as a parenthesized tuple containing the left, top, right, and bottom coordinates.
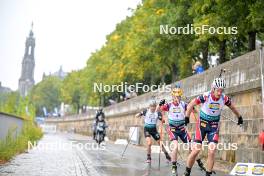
(192, 61, 204, 74)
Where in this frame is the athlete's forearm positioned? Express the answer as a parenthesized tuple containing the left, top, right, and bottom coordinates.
(186, 99, 197, 117)
(135, 113, 142, 118)
(156, 104, 161, 112)
(228, 104, 241, 118)
(163, 115, 169, 125)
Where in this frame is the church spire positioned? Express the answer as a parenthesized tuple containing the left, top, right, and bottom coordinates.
(29, 22, 34, 37)
(18, 23, 36, 97)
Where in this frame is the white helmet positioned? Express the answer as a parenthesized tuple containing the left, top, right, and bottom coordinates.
(212, 78, 226, 89)
(149, 100, 157, 106)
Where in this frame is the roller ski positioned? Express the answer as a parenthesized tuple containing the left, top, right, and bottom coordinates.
(171, 165, 178, 176)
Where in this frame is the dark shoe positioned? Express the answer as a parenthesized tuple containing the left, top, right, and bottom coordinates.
(183, 167, 191, 176)
(196, 159, 206, 171)
(182, 171, 190, 176)
(205, 171, 212, 176)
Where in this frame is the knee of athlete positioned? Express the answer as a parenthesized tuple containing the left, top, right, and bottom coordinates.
(191, 147, 201, 157)
(208, 143, 217, 151)
(147, 140, 152, 146)
(191, 143, 201, 152)
(208, 149, 216, 156)
(172, 141, 178, 151)
(194, 150, 201, 157)
(174, 143, 179, 150)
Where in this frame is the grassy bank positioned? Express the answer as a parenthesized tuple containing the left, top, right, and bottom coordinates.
(0, 121, 43, 162)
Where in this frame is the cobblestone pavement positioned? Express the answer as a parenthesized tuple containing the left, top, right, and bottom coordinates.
(0, 133, 227, 176)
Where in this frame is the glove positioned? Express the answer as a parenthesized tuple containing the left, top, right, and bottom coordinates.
(237, 116, 243, 125)
(185, 117, 190, 126)
(159, 99, 166, 106)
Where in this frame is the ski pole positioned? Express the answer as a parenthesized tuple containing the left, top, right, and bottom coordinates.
(221, 114, 244, 131)
(222, 114, 237, 123)
(121, 126, 137, 158)
(158, 120, 163, 170)
(219, 68, 226, 78)
(159, 128, 162, 170)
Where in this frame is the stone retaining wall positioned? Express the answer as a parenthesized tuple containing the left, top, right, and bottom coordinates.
(46, 50, 264, 163)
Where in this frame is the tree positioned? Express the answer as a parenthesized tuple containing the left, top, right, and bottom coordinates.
(30, 76, 62, 116)
(0, 91, 35, 119)
(40, 0, 263, 112)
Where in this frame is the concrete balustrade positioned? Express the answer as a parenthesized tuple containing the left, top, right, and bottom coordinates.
(0, 112, 25, 141)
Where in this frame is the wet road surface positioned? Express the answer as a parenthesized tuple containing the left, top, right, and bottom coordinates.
(0, 133, 226, 176)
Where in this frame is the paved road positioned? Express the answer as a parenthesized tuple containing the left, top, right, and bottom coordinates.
(0, 133, 226, 176)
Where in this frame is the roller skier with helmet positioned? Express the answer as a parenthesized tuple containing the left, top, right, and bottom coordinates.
(182, 69, 244, 176)
(158, 84, 207, 176)
(135, 100, 171, 164)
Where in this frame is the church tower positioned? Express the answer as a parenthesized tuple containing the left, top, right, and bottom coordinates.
(19, 23, 35, 97)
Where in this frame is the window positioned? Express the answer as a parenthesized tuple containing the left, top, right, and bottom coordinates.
(28, 46, 31, 55)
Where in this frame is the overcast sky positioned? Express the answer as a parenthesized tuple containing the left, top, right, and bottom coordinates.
(0, 0, 141, 90)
